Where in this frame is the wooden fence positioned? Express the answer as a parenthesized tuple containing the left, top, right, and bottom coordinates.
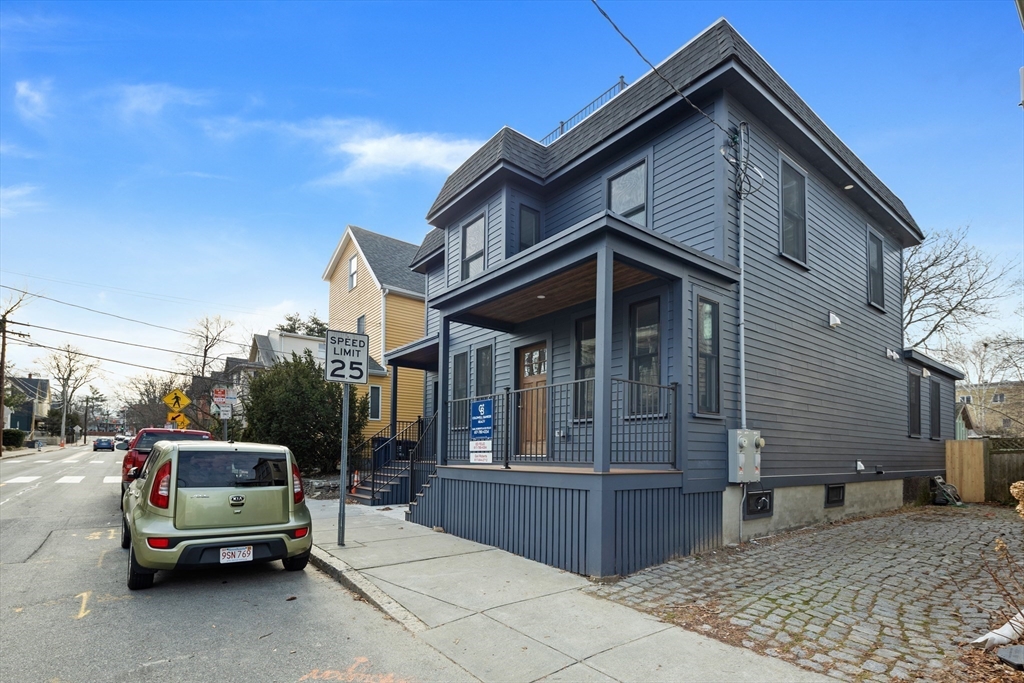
(946, 438, 1024, 505)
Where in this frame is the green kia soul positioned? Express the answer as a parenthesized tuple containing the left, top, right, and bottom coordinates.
(121, 441, 313, 589)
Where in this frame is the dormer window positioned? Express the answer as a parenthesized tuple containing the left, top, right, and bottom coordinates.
(462, 215, 485, 279)
(609, 161, 647, 226)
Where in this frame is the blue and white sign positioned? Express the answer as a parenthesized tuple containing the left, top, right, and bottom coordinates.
(469, 398, 493, 463)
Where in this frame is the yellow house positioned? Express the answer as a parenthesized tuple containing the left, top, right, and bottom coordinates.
(322, 225, 427, 440)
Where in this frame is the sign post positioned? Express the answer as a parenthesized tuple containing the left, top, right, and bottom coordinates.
(323, 329, 370, 547)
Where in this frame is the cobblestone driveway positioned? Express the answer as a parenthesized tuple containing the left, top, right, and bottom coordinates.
(585, 506, 1023, 682)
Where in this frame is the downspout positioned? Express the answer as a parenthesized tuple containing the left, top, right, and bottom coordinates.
(381, 288, 388, 362)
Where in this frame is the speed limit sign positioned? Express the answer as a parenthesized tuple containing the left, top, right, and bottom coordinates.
(324, 330, 370, 385)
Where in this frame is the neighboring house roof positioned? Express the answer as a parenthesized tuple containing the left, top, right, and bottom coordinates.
(321, 225, 425, 296)
(410, 227, 446, 272)
(955, 403, 976, 431)
(250, 334, 277, 366)
(426, 18, 921, 244)
(902, 350, 965, 381)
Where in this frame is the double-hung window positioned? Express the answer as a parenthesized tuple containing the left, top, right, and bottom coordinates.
(348, 255, 358, 290)
(930, 380, 941, 439)
(356, 315, 365, 335)
(575, 316, 595, 420)
(868, 231, 884, 308)
(993, 393, 1006, 403)
(780, 160, 807, 263)
(629, 299, 660, 414)
(452, 352, 469, 428)
(520, 206, 540, 252)
(462, 216, 485, 279)
(475, 346, 493, 397)
(369, 385, 382, 421)
(609, 162, 647, 227)
(697, 297, 720, 414)
(908, 372, 922, 437)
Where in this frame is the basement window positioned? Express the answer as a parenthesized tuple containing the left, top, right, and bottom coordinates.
(824, 484, 845, 508)
(743, 489, 773, 520)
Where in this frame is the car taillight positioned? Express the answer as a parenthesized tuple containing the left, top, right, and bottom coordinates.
(150, 461, 172, 509)
(290, 527, 308, 539)
(147, 538, 170, 549)
(292, 462, 304, 504)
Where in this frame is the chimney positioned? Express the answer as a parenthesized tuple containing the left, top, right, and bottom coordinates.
(28, 373, 33, 379)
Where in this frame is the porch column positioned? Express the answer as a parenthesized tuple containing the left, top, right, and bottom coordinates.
(437, 316, 450, 466)
(593, 245, 614, 474)
(389, 364, 398, 439)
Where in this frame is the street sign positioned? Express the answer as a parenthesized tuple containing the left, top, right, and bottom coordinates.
(324, 330, 370, 385)
(217, 403, 232, 419)
(73, 425, 82, 434)
(167, 412, 190, 429)
(470, 398, 493, 464)
(212, 386, 228, 405)
(162, 389, 191, 411)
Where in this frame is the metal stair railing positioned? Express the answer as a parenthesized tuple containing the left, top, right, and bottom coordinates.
(349, 420, 417, 490)
(363, 418, 423, 500)
(408, 413, 437, 504)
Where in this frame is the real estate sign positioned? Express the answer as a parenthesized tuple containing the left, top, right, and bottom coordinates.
(470, 398, 493, 464)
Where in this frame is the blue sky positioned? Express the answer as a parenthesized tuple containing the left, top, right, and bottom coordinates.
(1, 0, 1021, 398)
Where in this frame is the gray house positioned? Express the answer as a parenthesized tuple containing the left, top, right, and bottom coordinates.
(385, 19, 962, 578)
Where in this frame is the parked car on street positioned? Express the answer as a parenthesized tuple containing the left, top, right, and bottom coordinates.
(93, 437, 115, 451)
(117, 428, 214, 505)
(121, 441, 312, 589)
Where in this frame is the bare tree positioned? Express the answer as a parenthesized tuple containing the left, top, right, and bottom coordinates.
(179, 315, 236, 378)
(38, 344, 99, 443)
(903, 225, 1019, 350)
(115, 374, 185, 431)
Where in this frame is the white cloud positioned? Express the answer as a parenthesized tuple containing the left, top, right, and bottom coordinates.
(0, 141, 37, 158)
(115, 83, 206, 120)
(14, 80, 51, 120)
(0, 184, 43, 217)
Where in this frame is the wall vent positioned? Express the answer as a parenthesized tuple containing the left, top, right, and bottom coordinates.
(744, 489, 773, 519)
(825, 483, 846, 508)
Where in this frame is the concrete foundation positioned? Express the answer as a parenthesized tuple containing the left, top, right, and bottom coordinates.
(722, 479, 904, 545)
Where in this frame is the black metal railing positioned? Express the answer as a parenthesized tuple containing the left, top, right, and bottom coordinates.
(447, 378, 676, 466)
(350, 420, 420, 493)
(408, 413, 438, 503)
(540, 76, 627, 145)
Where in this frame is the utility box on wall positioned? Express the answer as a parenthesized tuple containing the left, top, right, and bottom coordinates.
(728, 429, 764, 483)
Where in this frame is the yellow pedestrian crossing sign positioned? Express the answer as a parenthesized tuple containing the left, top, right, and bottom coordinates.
(167, 412, 190, 429)
(163, 389, 191, 411)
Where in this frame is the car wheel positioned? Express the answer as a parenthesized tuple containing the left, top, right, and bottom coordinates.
(282, 552, 309, 572)
(127, 548, 154, 590)
(120, 515, 131, 549)
(120, 483, 127, 511)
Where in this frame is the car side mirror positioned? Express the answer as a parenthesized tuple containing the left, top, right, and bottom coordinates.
(116, 442, 129, 450)
(127, 467, 140, 480)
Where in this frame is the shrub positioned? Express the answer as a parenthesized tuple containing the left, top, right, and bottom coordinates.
(2, 429, 27, 448)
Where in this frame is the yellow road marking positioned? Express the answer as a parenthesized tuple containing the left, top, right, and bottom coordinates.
(107, 528, 116, 540)
(74, 591, 91, 619)
(86, 531, 102, 541)
(97, 548, 110, 568)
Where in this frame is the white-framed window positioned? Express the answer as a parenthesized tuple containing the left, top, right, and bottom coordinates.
(867, 230, 884, 308)
(348, 255, 358, 290)
(992, 393, 1006, 403)
(609, 161, 647, 226)
(462, 215, 485, 279)
(369, 385, 381, 421)
(356, 315, 365, 335)
(960, 395, 972, 404)
(780, 159, 807, 263)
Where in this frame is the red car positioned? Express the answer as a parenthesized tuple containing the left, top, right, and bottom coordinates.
(118, 428, 214, 505)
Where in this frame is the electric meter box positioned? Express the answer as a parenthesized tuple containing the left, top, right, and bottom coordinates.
(728, 428, 764, 483)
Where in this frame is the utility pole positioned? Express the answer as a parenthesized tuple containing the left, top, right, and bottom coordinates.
(0, 313, 31, 453)
(83, 396, 90, 445)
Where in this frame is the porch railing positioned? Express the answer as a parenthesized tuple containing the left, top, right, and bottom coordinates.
(447, 378, 676, 466)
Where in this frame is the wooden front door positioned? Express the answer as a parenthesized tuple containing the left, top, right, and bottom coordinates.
(517, 343, 547, 456)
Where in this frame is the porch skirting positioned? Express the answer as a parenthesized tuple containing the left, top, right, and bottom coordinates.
(407, 466, 722, 577)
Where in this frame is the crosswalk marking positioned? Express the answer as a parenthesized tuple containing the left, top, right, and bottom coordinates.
(62, 459, 80, 464)
(5, 476, 41, 484)
(90, 461, 105, 464)
(56, 476, 85, 484)
(103, 476, 121, 484)
(36, 460, 52, 463)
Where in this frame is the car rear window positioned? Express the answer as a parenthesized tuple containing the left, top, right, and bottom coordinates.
(136, 432, 211, 452)
(177, 451, 288, 488)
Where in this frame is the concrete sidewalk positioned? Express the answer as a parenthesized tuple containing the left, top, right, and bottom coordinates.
(307, 500, 829, 683)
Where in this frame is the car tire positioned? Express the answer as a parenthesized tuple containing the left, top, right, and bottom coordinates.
(282, 552, 309, 572)
(127, 548, 154, 590)
(120, 515, 131, 549)
(120, 483, 127, 511)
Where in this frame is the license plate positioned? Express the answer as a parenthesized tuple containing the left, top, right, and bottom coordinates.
(219, 546, 253, 564)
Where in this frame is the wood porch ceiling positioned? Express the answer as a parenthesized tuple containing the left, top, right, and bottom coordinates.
(468, 258, 659, 324)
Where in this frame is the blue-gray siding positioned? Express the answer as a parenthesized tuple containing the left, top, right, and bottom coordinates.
(615, 489, 722, 575)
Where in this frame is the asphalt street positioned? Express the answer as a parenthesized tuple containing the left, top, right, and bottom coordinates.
(0, 444, 476, 683)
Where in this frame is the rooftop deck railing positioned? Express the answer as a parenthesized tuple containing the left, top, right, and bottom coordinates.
(539, 76, 628, 146)
(447, 377, 675, 466)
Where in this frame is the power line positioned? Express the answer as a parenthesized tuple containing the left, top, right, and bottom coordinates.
(589, 0, 733, 140)
(8, 338, 191, 376)
(1, 269, 264, 315)
(6, 320, 223, 360)
(0, 285, 250, 350)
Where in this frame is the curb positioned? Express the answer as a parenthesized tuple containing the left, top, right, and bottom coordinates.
(309, 545, 427, 633)
(1, 446, 67, 460)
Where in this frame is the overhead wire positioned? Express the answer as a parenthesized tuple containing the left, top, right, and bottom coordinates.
(5, 319, 234, 360)
(8, 338, 192, 376)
